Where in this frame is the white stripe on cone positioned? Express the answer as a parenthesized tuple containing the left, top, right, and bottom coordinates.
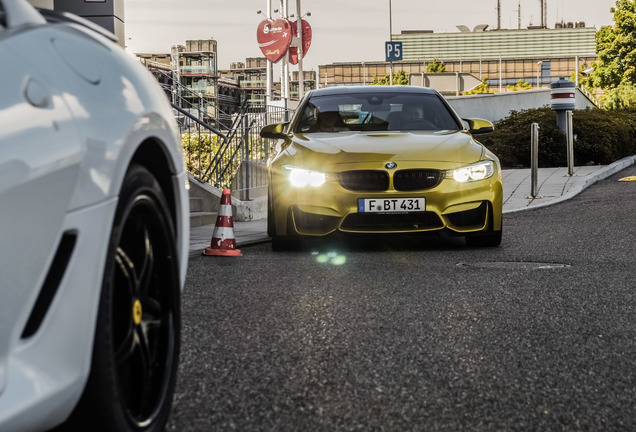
(212, 226, 235, 242)
(218, 204, 233, 217)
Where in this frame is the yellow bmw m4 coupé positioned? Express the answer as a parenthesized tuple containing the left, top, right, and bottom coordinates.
(261, 86, 502, 250)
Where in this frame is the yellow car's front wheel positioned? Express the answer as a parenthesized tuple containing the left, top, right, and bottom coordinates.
(268, 195, 302, 251)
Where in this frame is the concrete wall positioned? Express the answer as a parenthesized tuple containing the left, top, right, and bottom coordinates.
(189, 173, 268, 222)
(446, 88, 597, 123)
(231, 160, 268, 201)
(409, 72, 482, 95)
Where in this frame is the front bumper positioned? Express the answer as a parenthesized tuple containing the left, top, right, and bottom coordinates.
(270, 169, 503, 238)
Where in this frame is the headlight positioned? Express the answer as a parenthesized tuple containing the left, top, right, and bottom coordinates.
(447, 161, 494, 183)
(286, 167, 326, 187)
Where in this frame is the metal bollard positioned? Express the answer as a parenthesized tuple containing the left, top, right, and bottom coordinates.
(531, 122, 539, 198)
(566, 110, 574, 176)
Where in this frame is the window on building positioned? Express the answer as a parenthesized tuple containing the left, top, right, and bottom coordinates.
(541, 61, 551, 77)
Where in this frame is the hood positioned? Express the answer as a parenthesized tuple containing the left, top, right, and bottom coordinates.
(286, 131, 485, 166)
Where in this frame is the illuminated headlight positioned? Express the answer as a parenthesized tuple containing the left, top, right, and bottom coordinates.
(287, 167, 326, 187)
(447, 161, 494, 183)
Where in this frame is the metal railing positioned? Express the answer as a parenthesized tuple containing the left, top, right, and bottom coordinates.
(185, 83, 215, 94)
(194, 104, 293, 191)
(579, 84, 601, 108)
(180, 65, 217, 75)
(141, 58, 294, 193)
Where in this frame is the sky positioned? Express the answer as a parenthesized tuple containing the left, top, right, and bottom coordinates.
(124, 0, 617, 72)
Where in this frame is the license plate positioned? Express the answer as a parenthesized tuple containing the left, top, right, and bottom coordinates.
(358, 197, 425, 213)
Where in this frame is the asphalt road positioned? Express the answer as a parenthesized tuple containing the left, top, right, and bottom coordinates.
(168, 165, 636, 431)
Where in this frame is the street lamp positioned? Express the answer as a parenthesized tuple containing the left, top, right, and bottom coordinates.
(389, 0, 393, 41)
(256, 6, 273, 104)
(537, 61, 543, 89)
(389, 0, 393, 85)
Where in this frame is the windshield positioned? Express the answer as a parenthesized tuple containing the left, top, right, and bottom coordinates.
(294, 92, 462, 134)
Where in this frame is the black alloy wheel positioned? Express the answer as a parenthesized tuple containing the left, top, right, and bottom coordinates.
(59, 164, 181, 432)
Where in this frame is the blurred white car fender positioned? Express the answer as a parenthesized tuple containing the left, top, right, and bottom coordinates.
(0, 1, 188, 431)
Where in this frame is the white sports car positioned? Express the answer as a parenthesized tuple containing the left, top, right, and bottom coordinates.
(0, 1, 188, 431)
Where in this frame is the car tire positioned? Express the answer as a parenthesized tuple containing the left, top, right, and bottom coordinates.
(57, 164, 181, 432)
(268, 197, 301, 251)
(466, 229, 502, 247)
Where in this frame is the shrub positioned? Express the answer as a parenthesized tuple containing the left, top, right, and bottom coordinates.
(181, 132, 221, 174)
(572, 109, 635, 165)
(477, 108, 563, 168)
(477, 107, 636, 168)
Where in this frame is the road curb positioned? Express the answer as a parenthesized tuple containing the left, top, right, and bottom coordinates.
(504, 155, 636, 214)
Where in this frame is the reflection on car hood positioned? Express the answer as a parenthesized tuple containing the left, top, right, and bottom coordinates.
(288, 131, 484, 165)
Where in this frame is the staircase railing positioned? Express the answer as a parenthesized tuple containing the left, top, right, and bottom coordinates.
(579, 84, 601, 108)
(199, 101, 293, 191)
(141, 58, 294, 194)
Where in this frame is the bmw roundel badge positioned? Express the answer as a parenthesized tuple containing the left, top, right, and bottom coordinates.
(385, 162, 397, 169)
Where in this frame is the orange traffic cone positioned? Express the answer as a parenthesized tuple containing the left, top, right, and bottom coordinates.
(203, 188, 242, 257)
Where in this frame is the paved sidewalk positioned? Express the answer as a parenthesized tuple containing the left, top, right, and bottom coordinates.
(190, 156, 636, 254)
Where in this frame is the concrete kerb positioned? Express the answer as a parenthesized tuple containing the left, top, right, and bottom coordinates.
(504, 155, 636, 214)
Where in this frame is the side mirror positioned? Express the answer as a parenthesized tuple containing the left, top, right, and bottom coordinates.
(260, 122, 289, 139)
(464, 118, 494, 135)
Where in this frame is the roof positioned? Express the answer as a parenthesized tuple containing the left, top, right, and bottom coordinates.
(307, 85, 439, 98)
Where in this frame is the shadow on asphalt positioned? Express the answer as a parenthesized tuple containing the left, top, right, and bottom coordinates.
(272, 233, 473, 253)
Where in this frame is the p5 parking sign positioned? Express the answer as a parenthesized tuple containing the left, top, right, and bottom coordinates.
(385, 41, 402, 61)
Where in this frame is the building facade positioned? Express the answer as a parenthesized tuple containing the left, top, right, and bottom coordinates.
(291, 70, 318, 99)
(319, 26, 598, 91)
(219, 57, 269, 108)
(137, 40, 219, 125)
(179, 39, 218, 123)
(138, 45, 275, 127)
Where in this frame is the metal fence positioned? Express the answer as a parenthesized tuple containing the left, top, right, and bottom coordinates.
(181, 105, 293, 191)
(140, 59, 294, 196)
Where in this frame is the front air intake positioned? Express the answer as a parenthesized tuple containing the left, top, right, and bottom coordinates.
(21, 232, 77, 339)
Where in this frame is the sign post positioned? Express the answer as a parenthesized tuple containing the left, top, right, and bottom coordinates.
(385, 41, 402, 85)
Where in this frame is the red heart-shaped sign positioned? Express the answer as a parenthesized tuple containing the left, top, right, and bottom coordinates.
(257, 18, 292, 63)
(288, 19, 312, 65)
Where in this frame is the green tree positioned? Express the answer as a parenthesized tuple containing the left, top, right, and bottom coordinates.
(426, 58, 447, 73)
(592, 0, 636, 90)
(602, 81, 636, 109)
(506, 79, 532, 91)
(371, 69, 409, 85)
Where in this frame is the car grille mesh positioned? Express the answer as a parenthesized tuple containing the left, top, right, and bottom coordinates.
(338, 169, 442, 191)
(338, 170, 389, 191)
(341, 212, 444, 232)
(394, 169, 442, 191)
